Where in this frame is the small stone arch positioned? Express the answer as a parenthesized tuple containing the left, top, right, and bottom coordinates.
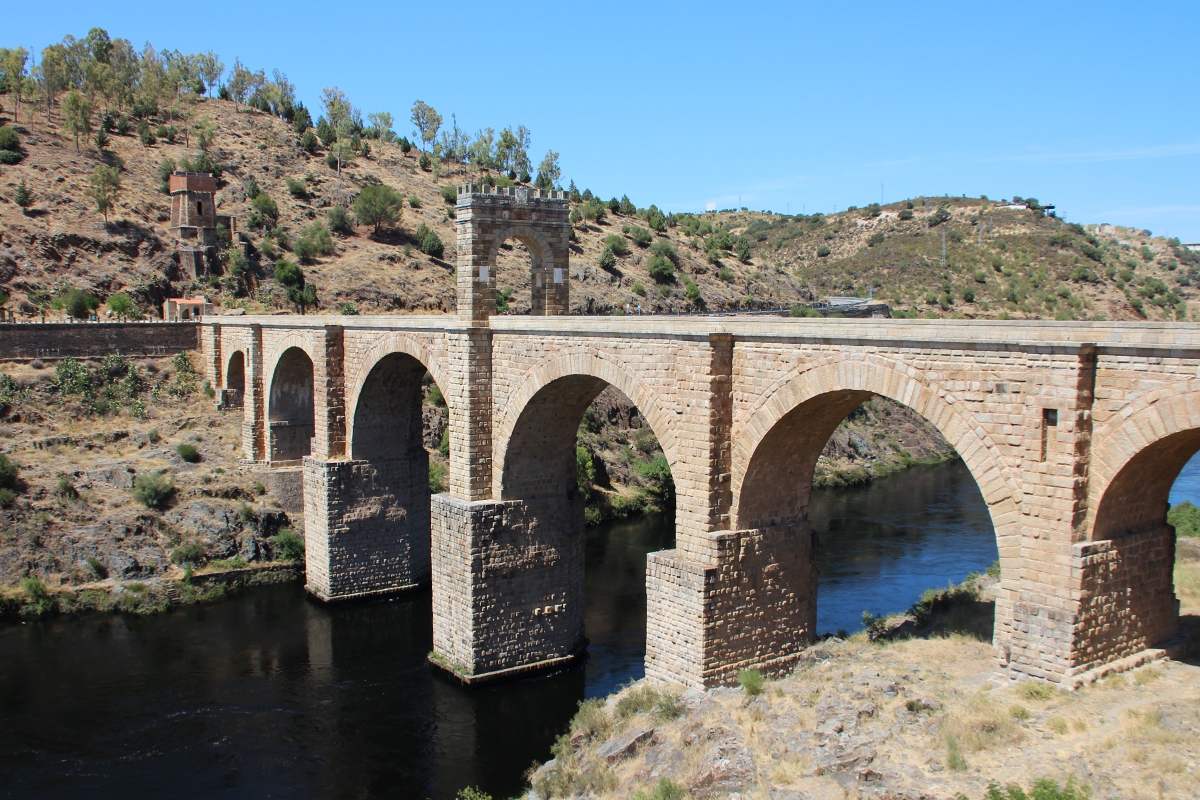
(222, 349, 245, 410)
(493, 350, 679, 500)
(268, 346, 315, 461)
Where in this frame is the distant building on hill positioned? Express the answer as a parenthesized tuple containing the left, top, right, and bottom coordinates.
(169, 172, 236, 277)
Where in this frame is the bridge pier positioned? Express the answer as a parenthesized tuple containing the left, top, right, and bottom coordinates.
(304, 455, 432, 601)
(430, 494, 586, 682)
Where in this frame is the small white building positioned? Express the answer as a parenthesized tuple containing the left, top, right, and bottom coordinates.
(163, 297, 213, 321)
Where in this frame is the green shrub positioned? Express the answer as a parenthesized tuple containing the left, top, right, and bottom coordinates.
(293, 237, 316, 262)
(0, 126, 20, 151)
(631, 282, 646, 296)
(0, 453, 17, 491)
(274, 259, 304, 288)
(945, 732, 967, 771)
(429, 461, 447, 493)
(737, 667, 764, 695)
(328, 205, 353, 234)
(647, 255, 674, 283)
(301, 129, 318, 154)
(898, 209, 913, 220)
(415, 224, 444, 257)
(817, 245, 831, 257)
(983, 776, 1090, 800)
(132, 471, 173, 509)
(649, 238, 677, 263)
(273, 529, 305, 561)
(628, 226, 653, 247)
(790, 305, 820, 317)
(685, 281, 702, 303)
(631, 778, 687, 800)
(170, 541, 205, 565)
(603, 234, 629, 256)
(1168, 501, 1200, 537)
(20, 576, 54, 615)
(339, 302, 359, 315)
(717, 266, 735, 282)
(408, 194, 422, 209)
(868, 232, 885, 247)
(599, 247, 617, 270)
(177, 444, 200, 463)
(441, 185, 458, 204)
(286, 177, 307, 198)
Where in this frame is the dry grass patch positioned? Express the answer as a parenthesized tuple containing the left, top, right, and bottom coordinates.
(943, 692, 1025, 752)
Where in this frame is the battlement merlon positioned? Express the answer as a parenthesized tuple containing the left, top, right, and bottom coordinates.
(456, 184, 569, 205)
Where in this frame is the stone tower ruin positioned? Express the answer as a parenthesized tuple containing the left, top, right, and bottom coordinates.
(169, 171, 236, 278)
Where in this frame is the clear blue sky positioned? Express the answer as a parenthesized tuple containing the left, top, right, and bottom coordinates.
(10, 2, 1200, 239)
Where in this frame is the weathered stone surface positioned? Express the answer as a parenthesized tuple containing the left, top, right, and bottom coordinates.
(595, 725, 654, 763)
(201, 230, 1199, 688)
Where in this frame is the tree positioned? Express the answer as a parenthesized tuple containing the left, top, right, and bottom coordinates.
(85, 165, 121, 222)
(0, 48, 30, 118)
(321, 86, 353, 130)
(410, 100, 442, 152)
(107, 293, 134, 320)
(353, 184, 403, 235)
(61, 90, 92, 152)
(495, 126, 531, 179)
(367, 111, 393, 140)
(193, 116, 216, 153)
(534, 150, 561, 192)
(36, 43, 69, 125)
(196, 51, 224, 96)
(227, 58, 254, 110)
(274, 258, 303, 288)
(14, 179, 33, 211)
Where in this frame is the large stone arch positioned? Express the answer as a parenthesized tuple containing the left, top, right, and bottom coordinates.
(492, 349, 680, 499)
(345, 333, 448, 457)
(221, 349, 245, 410)
(732, 357, 1021, 543)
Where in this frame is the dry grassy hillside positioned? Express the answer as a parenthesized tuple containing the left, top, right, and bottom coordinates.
(3, 96, 1196, 321)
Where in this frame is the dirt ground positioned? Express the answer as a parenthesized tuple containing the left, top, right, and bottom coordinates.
(528, 556, 1200, 800)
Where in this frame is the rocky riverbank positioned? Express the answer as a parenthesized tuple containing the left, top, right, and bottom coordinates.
(518, 547, 1200, 800)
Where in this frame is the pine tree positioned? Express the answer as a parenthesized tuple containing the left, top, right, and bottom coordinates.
(14, 178, 33, 211)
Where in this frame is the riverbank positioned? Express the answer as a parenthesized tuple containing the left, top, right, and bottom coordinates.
(522, 550, 1200, 800)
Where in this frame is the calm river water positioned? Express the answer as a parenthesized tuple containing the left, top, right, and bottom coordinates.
(11, 455, 1196, 799)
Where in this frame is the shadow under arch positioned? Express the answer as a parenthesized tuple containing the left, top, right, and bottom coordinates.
(269, 346, 314, 461)
(224, 350, 245, 409)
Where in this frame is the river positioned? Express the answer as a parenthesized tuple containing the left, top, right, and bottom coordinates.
(7, 455, 1195, 799)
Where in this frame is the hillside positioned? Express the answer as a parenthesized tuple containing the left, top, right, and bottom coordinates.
(2, 96, 1197, 321)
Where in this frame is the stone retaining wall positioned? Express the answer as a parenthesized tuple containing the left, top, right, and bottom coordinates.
(0, 322, 199, 360)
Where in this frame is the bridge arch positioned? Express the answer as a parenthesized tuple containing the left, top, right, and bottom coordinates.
(733, 358, 1020, 533)
(1087, 379, 1200, 540)
(268, 346, 315, 461)
(493, 350, 679, 499)
(345, 334, 448, 457)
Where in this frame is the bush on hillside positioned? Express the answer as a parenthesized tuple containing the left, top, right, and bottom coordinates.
(286, 177, 307, 198)
(132, 472, 173, 509)
(327, 205, 352, 234)
(628, 226, 653, 247)
(647, 255, 674, 283)
(1169, 501, 1200, 537)
(415, 224, 444, 258)
(0, 126, 20, 151)
(599, 247, 617, 271)
(441, 185, 458, 204)
(603, 234, 630, 256)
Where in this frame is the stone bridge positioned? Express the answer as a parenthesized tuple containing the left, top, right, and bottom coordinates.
(198, 184, 1196, 688)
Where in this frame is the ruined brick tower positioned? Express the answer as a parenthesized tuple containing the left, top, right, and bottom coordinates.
(169, 171, 221, 277)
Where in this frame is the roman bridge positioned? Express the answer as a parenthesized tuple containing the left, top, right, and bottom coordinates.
(196, 185, 1196, 689)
